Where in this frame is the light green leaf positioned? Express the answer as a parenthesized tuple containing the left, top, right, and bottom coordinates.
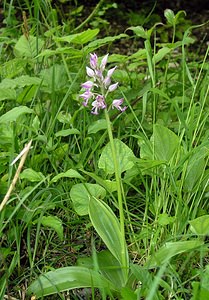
(0, 106, 34, 123)
(55, 128, 80, 137)
(80, 170, 117, 193)
(98, 139, 135, 175)
(147, 240, 204, 268)
(14, 35, 44, 58)
(83, 34, 128, 53)
(20, 168, 45, 182)
(127, 26, 148, 39)
(70, 183, 106, 216)
(158, 213, 175, 226)
(36, 47, 82, 58)
(164, 9, 175, 26)
(89, 196, 129, 283)
(184, 146, 208, 191)
(14, 75, 42, 87)
(55, 29, 99, 44)
(189, 215, 209, 235)
(88, 119, 107, 134)
(77, 250, 125, 289)
(152, 124, 180, 162)
(51, 169, 84, 183)
(38, 216, 64, 241)
(152, 47, 172, 64)
(28, 266, 115, 298)
(0, 88, 16, 101)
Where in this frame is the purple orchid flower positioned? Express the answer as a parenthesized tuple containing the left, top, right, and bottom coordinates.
(80, 53, 127, 114)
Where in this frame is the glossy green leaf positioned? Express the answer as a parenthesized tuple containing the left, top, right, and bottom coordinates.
(89, 196, 129, 282)
(70, 183, 106, 216)
(28, 266, 115, 298)
(20, 168, 45, 182)
(51, 169, 84, 183)
(189, 215, 209, 235)
(0, 106, 34, 123)
(98, 138, 135, 175)
(147, 240, 204, 268)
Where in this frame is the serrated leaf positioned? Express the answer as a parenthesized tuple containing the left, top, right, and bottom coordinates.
(20, 168, 45, 182)
(51, 169, 84, 183)
(70, 183, 106, 216)
(98, 139, 135, 175)
(0, 106, 34, 123)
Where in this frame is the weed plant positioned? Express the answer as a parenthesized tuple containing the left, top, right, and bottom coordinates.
(0, 1, 209, 299)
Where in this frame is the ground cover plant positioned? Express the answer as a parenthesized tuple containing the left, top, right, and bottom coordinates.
(0, 0, 209, 299)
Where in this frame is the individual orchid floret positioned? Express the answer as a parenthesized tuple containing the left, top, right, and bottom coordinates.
(100, 54, 109, 72)
(107, 66, 117, 78)
(86, 66, 95, 77)
(90, 53, 98, 69)
(112, 98, 127, 112)
(91, 95, 106, 115)
(81, 80, 95, 89)
(79, 89, 93, 106)
(108, 82, 118, 92)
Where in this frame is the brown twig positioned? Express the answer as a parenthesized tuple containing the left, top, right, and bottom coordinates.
(0, 140, 32, 212)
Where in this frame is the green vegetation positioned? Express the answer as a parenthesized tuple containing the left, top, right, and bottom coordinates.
(0, 1, 209, 299)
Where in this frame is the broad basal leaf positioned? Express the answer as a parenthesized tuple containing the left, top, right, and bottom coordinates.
(0, 106, 34, 123)
(189, 215, 209, 235)
(89, 196, 129, 283)
(98, 139, 135, 175)
(70, 183, 106, 216)
(28, 266, 115, 298)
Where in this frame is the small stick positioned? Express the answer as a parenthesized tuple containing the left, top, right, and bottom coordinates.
(0, 140, 32, 212)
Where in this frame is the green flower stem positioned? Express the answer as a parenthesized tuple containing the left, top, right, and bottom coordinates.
(104, 108, 128, 277)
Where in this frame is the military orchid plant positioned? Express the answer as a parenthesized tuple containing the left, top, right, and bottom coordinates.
(80, 53, 128, 280)
(28, 54, 131, 298)
(80, 53, 127, 114)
